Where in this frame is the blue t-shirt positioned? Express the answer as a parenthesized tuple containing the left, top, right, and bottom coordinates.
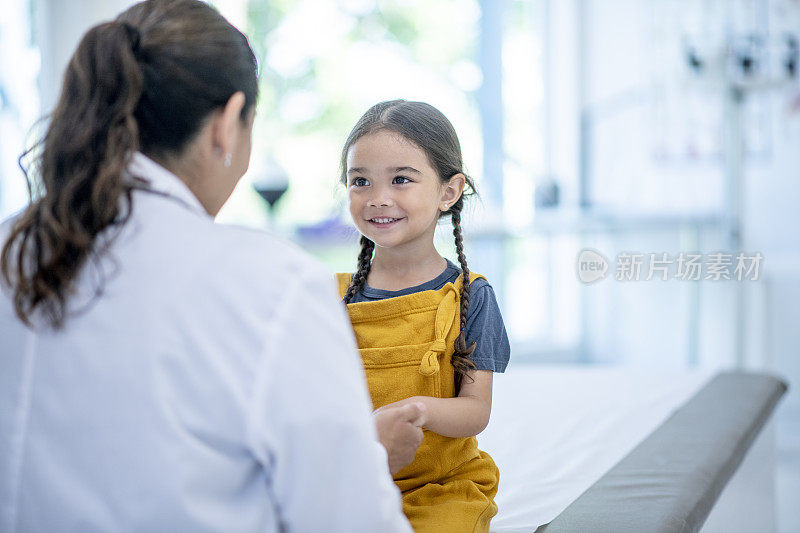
(348, 260, 510, 372)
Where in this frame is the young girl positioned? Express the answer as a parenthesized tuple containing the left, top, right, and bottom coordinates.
(336, 100, 511, 533)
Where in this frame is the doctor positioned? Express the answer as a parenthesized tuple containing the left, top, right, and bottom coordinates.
(0, 1, 423, 531)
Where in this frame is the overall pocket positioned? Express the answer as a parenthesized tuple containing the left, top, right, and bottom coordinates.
(360, 342, 442, 409)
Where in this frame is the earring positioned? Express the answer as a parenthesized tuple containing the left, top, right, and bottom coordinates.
(223, 153, 232, 168)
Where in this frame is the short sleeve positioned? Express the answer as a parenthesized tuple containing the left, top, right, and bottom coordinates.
(463, 280, 511, 373)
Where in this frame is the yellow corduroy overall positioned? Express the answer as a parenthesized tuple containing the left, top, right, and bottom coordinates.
(336, 272, 499, 533)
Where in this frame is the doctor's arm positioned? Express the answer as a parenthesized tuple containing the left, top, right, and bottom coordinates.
(247, 265, 412, 533)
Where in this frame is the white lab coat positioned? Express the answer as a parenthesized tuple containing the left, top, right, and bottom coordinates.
(0, 153, 411, 533)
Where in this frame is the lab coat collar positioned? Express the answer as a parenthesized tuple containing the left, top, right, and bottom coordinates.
(126, 152, 211, 218)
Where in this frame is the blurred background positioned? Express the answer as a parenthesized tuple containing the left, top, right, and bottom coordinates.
(1, 0, 798, 530)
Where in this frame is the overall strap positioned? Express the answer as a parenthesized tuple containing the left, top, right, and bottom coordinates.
(418, 284, 459, 376)
(458, 271, 487, 288)
(335, 272, 352, 299)
(418, 272, 486, 376)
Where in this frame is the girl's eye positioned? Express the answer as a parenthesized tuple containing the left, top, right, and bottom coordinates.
(393, 176, 411, 185)
(352, 177, 369, 187)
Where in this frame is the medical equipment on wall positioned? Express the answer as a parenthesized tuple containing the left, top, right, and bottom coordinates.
(679, 0, 799, 365)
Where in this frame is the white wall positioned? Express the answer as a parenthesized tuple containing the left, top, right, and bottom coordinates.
(38, 0, 136, 114)
(576, 0, 800, 379)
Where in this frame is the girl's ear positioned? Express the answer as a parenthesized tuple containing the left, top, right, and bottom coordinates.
(440, 173, 466, 211)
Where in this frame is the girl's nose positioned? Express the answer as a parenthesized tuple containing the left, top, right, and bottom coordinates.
(368, 192, 394, 207)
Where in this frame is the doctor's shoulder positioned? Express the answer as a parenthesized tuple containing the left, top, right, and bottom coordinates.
(0, 216, 13, 244)
(0, 209, 26, 238)
(203, 222, 333, 293)
(0, 217, 15, 295)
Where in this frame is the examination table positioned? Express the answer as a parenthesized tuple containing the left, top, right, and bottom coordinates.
(478, 365, 788, 533)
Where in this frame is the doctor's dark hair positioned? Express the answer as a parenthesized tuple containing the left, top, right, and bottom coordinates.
(0, 0, 258, 328)
(339, 100, 478, 391)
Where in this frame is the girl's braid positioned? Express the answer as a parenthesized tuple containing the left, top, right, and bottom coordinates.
(450, 201, 477, 392)
(343, 235, 375, 303)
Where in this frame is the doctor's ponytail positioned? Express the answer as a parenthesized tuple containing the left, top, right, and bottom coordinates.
(0, 21, 143, 328)
(1, 0, 258, 328)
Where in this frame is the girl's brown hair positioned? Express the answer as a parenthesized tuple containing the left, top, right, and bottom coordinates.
(339, 99, 478, 391)
(1, 0, 258, 329)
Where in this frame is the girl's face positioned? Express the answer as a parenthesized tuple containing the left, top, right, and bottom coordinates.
(346, 130, 453, 252)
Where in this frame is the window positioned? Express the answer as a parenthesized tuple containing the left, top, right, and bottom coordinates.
(213, 0, 484, 230)
(0, 0, 39, 218)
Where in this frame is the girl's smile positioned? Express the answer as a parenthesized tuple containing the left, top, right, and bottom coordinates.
(367, 217, 406, 229)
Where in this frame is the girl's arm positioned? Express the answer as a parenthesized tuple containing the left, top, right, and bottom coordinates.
(376, 370, 493, 438)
